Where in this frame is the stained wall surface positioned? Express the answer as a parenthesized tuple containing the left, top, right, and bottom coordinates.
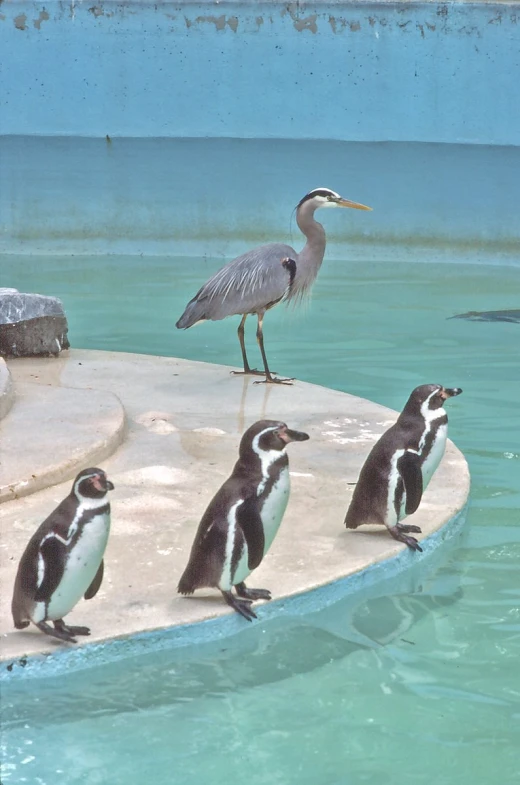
(1, 1, 519, 257)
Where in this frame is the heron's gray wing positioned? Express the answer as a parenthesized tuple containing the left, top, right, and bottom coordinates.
(192, 242, 297, 321)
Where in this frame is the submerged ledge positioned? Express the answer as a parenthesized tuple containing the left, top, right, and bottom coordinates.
(0, 350, 470, 678)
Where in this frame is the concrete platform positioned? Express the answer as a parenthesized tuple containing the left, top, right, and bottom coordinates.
(0, 357, 14, 421)
(0, 350, 470, 668)
(0, 383, 126, 503)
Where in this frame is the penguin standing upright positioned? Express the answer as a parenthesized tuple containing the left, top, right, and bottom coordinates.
(11, 467, 114, 643)
(344, 384, 462, 551)
(178, 419, 309, 620)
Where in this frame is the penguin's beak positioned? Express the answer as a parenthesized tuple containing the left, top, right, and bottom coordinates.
(93, 474, 115, 492)
(441, 387, 463, 399)
(281, 428, 310, 443)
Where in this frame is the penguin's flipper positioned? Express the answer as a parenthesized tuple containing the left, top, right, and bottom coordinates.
(84, 559, 104, 600)
(236, 496, 265, 571)
(34, 535, 65, 602)
(397, 450, 423, 516)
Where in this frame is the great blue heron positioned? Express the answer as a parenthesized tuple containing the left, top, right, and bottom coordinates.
(176, 187, 372, 384)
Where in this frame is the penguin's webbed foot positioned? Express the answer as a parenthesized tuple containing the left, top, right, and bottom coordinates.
(397, 523, 422, 534)
(221, 590, 258, 622)
(36, 621, 77, 644)
(235, 582, 272, 602)
(54, 619, 91, 637)
(389, 526, 423, 553)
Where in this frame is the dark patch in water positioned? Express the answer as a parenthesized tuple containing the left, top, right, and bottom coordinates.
(450, 310, 520, 323)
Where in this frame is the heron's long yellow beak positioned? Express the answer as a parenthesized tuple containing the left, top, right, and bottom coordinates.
(336, 198, 372, 211)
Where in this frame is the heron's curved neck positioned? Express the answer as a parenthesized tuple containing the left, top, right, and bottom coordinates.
(295, 201, 326, 295)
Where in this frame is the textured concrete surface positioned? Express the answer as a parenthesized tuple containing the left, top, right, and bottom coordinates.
(0, 383, 126, 503)
(0, 350, 470, 663)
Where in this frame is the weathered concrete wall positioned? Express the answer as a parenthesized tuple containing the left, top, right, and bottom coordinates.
(0, 1, 518, 258)
(1, 1, 519, 144)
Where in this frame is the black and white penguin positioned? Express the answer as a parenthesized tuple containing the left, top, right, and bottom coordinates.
(344, 384, 462, 552)
(11, 467, 114, 643)
(178, 419, 309, 620)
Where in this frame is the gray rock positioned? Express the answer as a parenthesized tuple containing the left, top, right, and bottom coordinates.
(0, 291, 70, 357)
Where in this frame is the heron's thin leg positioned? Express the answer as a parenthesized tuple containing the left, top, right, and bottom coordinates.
(254, 314, 294, 386)
(237, 314, 249, 371)
(230, 315, 266, 377)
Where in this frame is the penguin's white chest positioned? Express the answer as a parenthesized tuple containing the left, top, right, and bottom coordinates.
(259, 466, 291, 556)
(421, 423, 448, 488)
(46, 512, 110, 621)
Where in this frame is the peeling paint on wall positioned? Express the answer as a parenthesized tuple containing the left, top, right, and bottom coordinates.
(14, 13, 27, 30)
(2, 2, 518, 37)
(33, 9, 49, 30)
(282, 5, 318, 34)
(194, 15, 238, 33)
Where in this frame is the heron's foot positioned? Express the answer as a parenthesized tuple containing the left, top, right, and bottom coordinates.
(221, 590, 258, 621)
(397, 523, 422, 534)
(389, 526, 423, 553)
(231, 368, 270, 377)
(54, 619, 91, 637)
(253, 375, 294, 386)
(36, 621, 77, 644)
(235, 582, 272, 602)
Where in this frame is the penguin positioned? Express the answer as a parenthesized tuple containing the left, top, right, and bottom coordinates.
(11, 467, 114, 644)
(178, 419, 309, 620)
(344, 384, 462, 552)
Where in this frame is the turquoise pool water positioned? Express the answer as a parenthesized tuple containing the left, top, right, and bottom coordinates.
(1, 255, 519, 784)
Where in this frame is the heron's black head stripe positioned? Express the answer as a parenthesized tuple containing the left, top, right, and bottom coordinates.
(297, 188, 337, 208)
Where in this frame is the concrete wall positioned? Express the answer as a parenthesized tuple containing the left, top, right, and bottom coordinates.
(1, 1, 519, 259)
(1, 1, 519, 144)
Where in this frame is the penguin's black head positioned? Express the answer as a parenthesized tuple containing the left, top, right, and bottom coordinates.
(73, 467, 115, 500)
(407, 384, 463, 414)
(241, 419, 310, 457)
